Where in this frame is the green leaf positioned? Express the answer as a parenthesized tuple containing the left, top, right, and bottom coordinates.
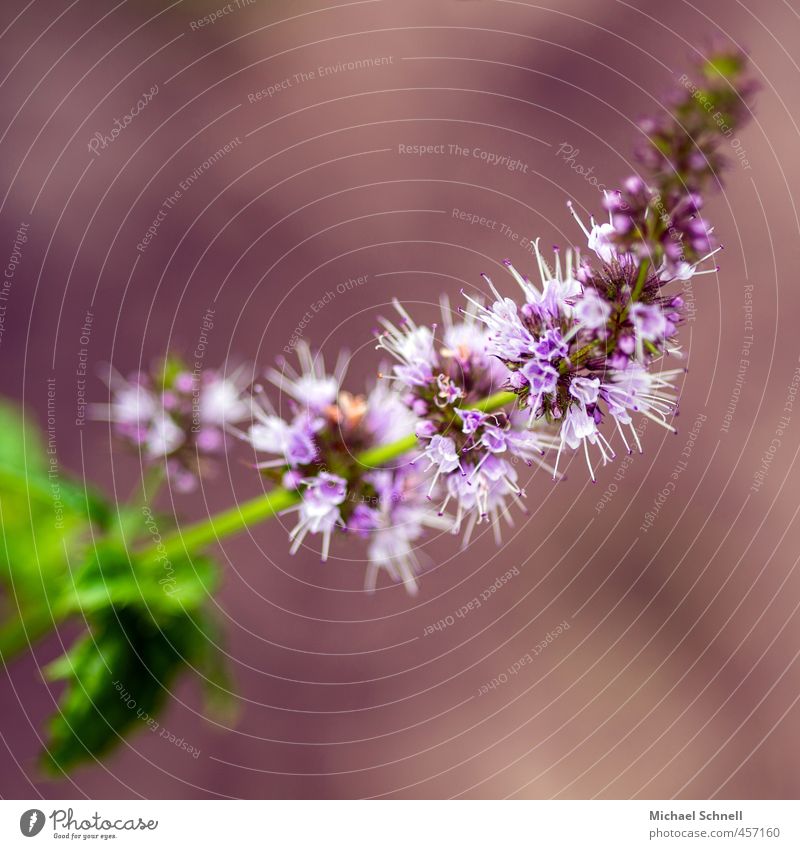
(42, 605, 200, 774)
(0, 400, 109, 658)
(41, 538, 226, 773)
(0, 401, 45, 473)
(703, 53, 745, 83)
(0, 398, 232, 773)
(67, 541, 219, 616)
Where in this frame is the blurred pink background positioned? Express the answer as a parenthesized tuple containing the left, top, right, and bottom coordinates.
(1, 0, 799, 799)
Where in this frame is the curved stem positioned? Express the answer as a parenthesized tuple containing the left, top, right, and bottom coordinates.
(139, 486, 301, 566)
(137, 390, 518, 564)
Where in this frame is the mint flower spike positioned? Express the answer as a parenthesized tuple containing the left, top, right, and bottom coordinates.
(112, 46, 754, 594)
(588, 46, 756, 279)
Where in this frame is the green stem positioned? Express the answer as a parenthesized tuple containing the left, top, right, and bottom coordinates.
(128, 464, 164, 507)
(472, 390, 518, 414)
(138, 390, 518, 564)
(355, 434, 419, 470)
(630, 257, 651, 303)
(140, 486, 301, 566)
(617, 257, 652, 327)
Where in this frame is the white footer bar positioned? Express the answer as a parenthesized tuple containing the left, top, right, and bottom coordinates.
(1, 800, 796, 847)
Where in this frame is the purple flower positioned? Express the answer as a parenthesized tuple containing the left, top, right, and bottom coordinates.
(144, 415, 185, 459)
(520, 360, 559, 398)
(92, 370, 157, 432)
(266, 341, 345, 415)
(533, 328, 569, 362)
(398, 361, 434, 388)
(441, 455, 527, 546)
(199, 368, 251, 427)
(435, 373, 464, 406)
(376, 303, 438, 387)
(361, 469, 449, 594)
(602, 363, 681, 444)
(282, 469, 304, 490)
(569, 376, 601, 407)
(574, 288, 612, 331)
(423, 435, 463, 491)
(246, 412, 317, 469)
(285, 427, 318, 465)
(478, 297, 533, 361)
(479, 425, 507, 454)
(587, 221, 619, 263)
(455, 408, 486, 434)
(554, 405, 615, 482)
(286, 472, 347, 561)
(415, 420, 438, 438)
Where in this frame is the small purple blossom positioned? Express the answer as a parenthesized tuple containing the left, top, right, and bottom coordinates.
(574, 287, 612, 331)
(455, 408, 486, 434)
(359, 469, 450, 594)
(423, 435, 463, 490)
(286, 472, 347, 561)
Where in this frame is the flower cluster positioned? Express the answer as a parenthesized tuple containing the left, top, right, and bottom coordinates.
(468, 239, 682, 480)
(376, 297, 559, 542)
(240, 342, 447, 593)
(598, 177, 719, 279)
(93, 356, 250, 491)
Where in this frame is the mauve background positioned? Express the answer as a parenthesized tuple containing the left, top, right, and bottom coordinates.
(1, 0, 799, 799)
